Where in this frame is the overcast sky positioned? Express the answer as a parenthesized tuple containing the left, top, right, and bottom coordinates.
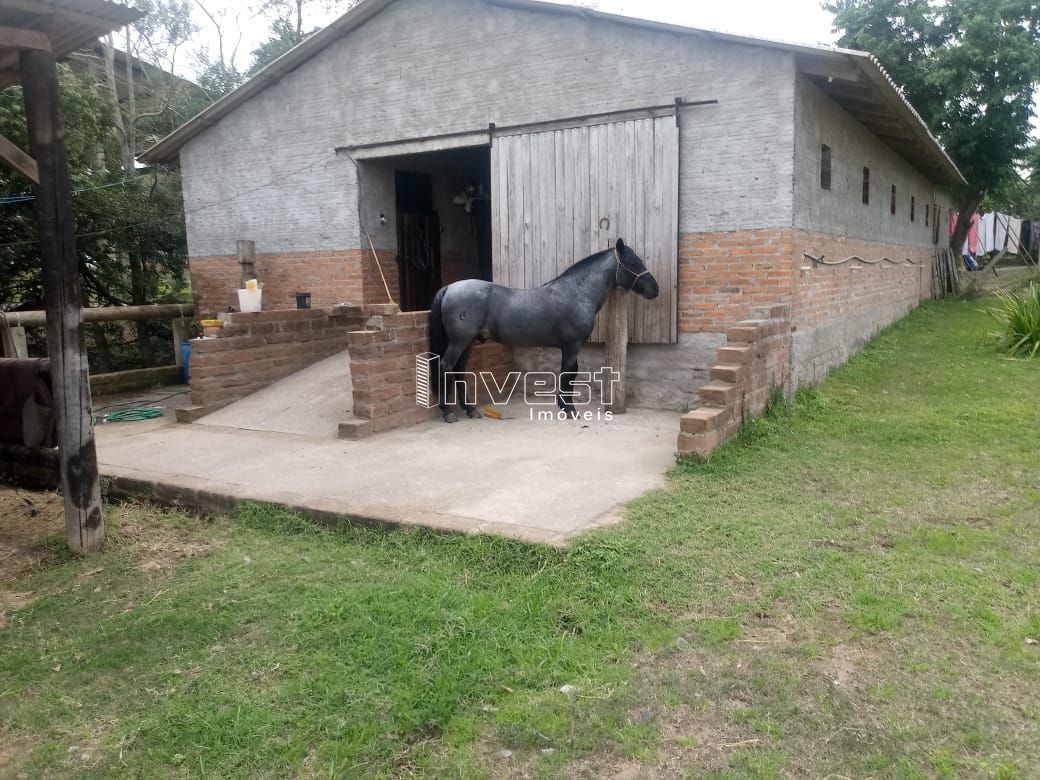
(186, 0, 840, 75)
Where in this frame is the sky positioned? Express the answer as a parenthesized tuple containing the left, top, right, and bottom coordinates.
(184, 0, 841, 76)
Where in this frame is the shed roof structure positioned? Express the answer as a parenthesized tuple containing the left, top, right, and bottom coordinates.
(0, 0, 142, 88)
(139, 0, 964, 187)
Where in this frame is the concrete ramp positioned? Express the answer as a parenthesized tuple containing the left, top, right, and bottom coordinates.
(196, 350, 351, 438)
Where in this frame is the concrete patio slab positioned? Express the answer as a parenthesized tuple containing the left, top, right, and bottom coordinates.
(95, 401, 677, 545)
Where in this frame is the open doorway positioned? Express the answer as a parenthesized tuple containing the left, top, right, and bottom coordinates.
(369, 146, 491, 311)
(395, 170, 440, 312)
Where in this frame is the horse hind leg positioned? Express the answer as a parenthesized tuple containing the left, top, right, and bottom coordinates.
(454, 345, 482, 419)
(438, 340, 474, 423)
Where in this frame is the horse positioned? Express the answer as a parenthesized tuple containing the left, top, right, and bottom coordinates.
(427, 238, 660, 422)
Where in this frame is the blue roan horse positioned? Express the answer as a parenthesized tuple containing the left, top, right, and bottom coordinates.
(428, 238, 660, 422)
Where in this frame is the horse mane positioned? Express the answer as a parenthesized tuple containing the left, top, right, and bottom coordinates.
(543, 248, 611, 285)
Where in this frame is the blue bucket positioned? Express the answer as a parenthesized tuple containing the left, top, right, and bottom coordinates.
(180, 339, 191, 383)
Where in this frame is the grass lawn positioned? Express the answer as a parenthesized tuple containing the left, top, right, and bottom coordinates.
(1, 299, 1038, 778)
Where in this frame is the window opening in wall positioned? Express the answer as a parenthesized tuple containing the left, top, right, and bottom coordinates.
(862, 167, 870, 204)
(820, 144, 831, 190)
(890, 185, 897, 215)
(911, 195, 915, 222)
(925, 201, 929, 226)
(932, 204, 941, 244)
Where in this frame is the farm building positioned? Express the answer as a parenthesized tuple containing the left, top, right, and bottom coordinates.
(141, 0, 964, 410)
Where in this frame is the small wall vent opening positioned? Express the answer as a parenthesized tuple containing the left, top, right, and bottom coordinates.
(862, 167, 870, 204)
(890, 185, 897, 215)
(820, 144, 831, 191)
(911, 195, 916, 222)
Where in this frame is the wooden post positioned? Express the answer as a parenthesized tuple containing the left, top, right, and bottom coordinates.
(20, 48, 104, 550)
(237, 239, 255, 287)
(171, 317, 188, 368)
(604, 289, 628, 414)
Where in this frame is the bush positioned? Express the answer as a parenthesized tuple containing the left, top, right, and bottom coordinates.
(988, 281, 1040, 357)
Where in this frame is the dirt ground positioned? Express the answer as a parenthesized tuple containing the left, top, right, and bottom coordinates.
(0, 486, 64, 585)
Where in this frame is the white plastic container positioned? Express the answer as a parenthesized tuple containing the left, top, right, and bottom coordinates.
(237, 287, 262, 313)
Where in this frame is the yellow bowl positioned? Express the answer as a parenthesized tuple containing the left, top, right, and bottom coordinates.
(199, 319, 224, 328)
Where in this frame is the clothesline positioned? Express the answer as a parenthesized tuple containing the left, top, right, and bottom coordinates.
(948, 210, 1039, 257)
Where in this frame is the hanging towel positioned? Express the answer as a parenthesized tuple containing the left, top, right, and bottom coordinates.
(994, 214, 1009, 251)
(978, 213, 994, 254)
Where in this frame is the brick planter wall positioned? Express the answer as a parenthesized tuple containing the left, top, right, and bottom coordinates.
(339, 308, 514, 440)
(177, 306, 364, 421)
(677, 304, 791, 461)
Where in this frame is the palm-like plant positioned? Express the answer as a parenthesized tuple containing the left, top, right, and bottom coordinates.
(988, 282, 1040, 358)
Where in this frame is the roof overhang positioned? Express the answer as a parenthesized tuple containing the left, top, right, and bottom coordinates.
(793, 50, 964, 187)
(139, 0, 965, 188)
(0, 0, 144, 89)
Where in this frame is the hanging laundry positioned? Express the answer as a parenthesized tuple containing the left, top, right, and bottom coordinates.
(1007, 217, 1023, 252)
(978, 213, 995, 254)
(950, 211, 981, 256)
(994, 214, 1009, 251)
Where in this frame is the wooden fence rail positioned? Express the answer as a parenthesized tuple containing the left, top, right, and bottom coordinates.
(3, 303, 194, 368)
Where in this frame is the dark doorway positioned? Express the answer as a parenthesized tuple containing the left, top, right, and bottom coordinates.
(395, 170, 441, 312)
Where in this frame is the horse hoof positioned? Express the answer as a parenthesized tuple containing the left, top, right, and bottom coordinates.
(443, 412, 459, 423)
(466, 407, 482, 419)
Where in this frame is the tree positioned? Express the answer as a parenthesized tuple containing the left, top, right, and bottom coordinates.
(826, 0, 1040, 251)
(0, 64, 188, 370)
(248, 16, 313, 75)
(191, 0, 247, 99)
(248, 0, 359, 74)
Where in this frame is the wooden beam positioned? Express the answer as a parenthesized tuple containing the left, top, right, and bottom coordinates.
(20, 47, 104, 551)
(0, 131, 37, 182)
(808, 75, 877, 102)
(0, 24, 50, 51)
(9, 303, 195, 327)
(604, 289, 628, 414)
(798, 58, 863, 85)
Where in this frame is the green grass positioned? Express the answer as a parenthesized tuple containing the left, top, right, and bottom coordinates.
(2, 299, 1039, 777)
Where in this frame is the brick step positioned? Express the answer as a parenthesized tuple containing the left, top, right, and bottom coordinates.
(680, 405, 731, 434)
(716, 345, 752, 365)
(710, 363, 745, 384)
(697, 380, 738, 406)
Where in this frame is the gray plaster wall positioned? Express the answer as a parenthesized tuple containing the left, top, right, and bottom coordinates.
(513, 333, 725, 412)
(793, 76, 953, 246)
(179, 0, 798, 259)
(790, 298, 919, 387)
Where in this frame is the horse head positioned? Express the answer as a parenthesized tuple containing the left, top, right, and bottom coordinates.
(614, 239, 660, 299)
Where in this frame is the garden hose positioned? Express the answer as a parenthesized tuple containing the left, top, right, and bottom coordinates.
(91, 389, 188, 425)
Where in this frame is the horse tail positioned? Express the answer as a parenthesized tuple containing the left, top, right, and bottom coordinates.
(428, 286, 449, 398)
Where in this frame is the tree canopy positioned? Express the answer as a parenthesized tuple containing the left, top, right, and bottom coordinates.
(826, 0, 1040, 244)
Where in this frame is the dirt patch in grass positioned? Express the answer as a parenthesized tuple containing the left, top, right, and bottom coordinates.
(115, 514, 217, 574)
(0, 731, 37, 778)
(0, 487, 219, 588)
(0, 486, 64, 584)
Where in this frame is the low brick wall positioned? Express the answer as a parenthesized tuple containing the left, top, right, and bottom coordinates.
(178, 307, 364, 421)
(339, 309, 514, 440)
(677, 304, 791, 461)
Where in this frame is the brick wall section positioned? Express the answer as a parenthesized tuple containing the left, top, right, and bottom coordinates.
(189, 249, 400, 319)
(677, 305, 791, 461)
(178, 306, 364, 421)
(340, 309, 514, 440)
(362, 249, 400, 308)
(677, 228, 934, 336)
(792, 229, 932, 330)
(678, 229, 797, 334)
